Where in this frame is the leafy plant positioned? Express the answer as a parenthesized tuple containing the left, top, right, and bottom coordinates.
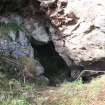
(0, 21, 25, 40)
(0, 21, 24, 33)
(0, 20, 33, 40)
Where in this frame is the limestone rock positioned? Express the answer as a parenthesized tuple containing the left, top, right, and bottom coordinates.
(24, 17, 50, 44)
(38, 0, 56, 5)
(0, 15, 45, 81)
(0, 15, 33, 58)
(64, 0, 105, 64)
(47, 0, 105, 80)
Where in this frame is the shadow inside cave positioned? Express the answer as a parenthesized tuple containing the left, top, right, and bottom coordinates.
(31, 40, 70, 86)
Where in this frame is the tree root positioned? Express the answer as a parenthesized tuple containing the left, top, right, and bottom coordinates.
(76, 69, 105, 81)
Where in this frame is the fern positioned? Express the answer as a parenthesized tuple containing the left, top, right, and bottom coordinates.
(0, 20, 33, 41)
(0, 21, 24, 31)
(0, 21, 25, 40)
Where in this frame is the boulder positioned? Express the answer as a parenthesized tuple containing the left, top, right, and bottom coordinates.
(64, 0, 105, 64)
(46, 0, 105, 80)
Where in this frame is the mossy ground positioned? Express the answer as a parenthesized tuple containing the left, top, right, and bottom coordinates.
(0, 71, 105, 105)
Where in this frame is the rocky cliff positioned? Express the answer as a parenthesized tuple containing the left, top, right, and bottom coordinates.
(39, 0, 105, 81)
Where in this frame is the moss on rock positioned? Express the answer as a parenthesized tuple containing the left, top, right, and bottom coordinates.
(18, 56, 44, 81)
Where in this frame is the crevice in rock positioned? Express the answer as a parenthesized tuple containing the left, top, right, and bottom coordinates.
(30, 39, 70, 86)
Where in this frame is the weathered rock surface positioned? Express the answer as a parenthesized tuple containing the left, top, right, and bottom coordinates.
(0, 15, 33, 58)
(41, 0, 105, 80)
(1, 0, 105, 83)
(24, 17, 50, 44)
(64, 0, 105, 64)
(0, 15, 46, 81)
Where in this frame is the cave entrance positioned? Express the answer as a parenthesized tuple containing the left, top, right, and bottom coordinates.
(31, 40, 70, 86)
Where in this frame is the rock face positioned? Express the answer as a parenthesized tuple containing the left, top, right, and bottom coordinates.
(0, 15, 46, 81)
(0, 15, 33, 58)
(42, 0, 105, 80)
(1, 0, 105, 83)
(24, 17, 50, 44)
(64, 0, 105, 64)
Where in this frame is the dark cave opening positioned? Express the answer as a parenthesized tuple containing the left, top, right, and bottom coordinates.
(30, 38, 104, 85)
(31, 39, 70, 86)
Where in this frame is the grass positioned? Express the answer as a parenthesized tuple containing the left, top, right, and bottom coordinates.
(0, 96, 29, 105)
(0, 72, 105, 105)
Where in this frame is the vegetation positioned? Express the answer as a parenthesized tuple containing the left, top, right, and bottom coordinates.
(0, 21, 23, 32)
(0, 21, 24, 39)
(0, 68, 105, 105)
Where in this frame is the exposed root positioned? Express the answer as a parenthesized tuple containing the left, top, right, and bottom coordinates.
(76, 69, 105, 81)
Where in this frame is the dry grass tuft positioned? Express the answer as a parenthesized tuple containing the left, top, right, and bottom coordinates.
(1, 73, 105, 105)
